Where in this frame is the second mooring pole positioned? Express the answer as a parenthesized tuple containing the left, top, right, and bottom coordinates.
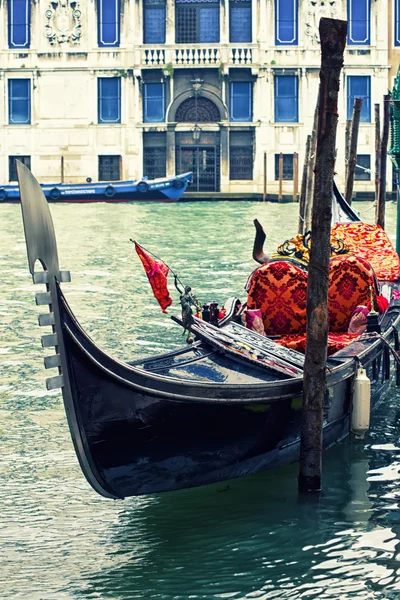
(377, 94, 390, 229)
(299, 17, 347, 493)
(345, 97, 363, 206)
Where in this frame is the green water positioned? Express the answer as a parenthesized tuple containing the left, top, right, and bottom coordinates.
(2, 199, 400, 599)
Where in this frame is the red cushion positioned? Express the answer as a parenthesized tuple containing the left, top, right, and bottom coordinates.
(332, 223, 400, 281)
(276, 332, 361, 356)
(328, 254, 377, 332)
(247, 260, 308, 335)
(247, 255, 377, 336)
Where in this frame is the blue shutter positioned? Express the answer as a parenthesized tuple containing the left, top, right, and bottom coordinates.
(396, 0, 400, 46)
(274, 76, 298, 122)
(8, 79, 31, 124)
(98, 0, 120, 47)
(348, 0, 370, 45)
(199, 7, 220, 42)
(230, 4, 251, 43)
(8, 0, 30, 48)
(144, 83, 166, 122)
(230, 82, 252, 122)
(275, 0, 297, 45)
(144, 6, 166, 43)
(98, 78, 121, 123)
(347, 76, 371, 122)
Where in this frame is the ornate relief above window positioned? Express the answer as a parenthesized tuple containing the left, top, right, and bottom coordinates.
(175, 97, 221, 122)
(305, 1, 338, 44)
(44, 1, 82, 45)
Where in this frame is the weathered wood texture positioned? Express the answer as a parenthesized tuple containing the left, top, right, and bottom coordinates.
(304, 103, 319, 232)
(293, 152, 299, 201)
(377, 95, 390, 229)
(345, 119, 351, 183)
(345, 97, 363, 206)
(375, 104, 381, 210)
(298, 136, 311, 234)
(263, 152, 267, 201)
(299, 17, 347, 493)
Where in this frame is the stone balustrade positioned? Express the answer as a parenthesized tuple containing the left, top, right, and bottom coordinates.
(140, 44, 259, 69)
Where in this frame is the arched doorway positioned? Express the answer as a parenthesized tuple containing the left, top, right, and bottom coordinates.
(175, 96, 221, 192)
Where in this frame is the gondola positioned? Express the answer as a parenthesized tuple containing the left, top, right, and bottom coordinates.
(0, 171, 192, 203)
(17, 160, 400, 499)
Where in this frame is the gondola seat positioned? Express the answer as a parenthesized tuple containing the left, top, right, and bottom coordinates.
(332, 222, 400, 282)
(247, 254, 378, 354)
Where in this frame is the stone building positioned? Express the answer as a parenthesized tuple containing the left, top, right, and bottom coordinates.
(0, 0, 393, 194)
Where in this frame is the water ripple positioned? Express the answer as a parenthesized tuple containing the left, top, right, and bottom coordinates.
(2, 201, 400, 599)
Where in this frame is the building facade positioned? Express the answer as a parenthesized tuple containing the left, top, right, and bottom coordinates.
(0, 0, 394, 193)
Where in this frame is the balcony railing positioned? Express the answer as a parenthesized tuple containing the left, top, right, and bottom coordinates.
(140, 44, 259, 68)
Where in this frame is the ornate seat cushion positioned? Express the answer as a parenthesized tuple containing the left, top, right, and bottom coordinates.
(276, 332, 360, 356)
(332, 222, 400, 281)
(328, 254, 377, 332)
(247, 255, 377, 336)
(247, 260, 308, 335)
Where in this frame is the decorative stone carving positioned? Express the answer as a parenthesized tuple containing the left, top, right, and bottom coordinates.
(44, 1, 82, 45)
(305, 1, 338, 44)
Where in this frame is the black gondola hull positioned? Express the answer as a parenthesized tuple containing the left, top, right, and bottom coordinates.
(61, 288, 397, 497)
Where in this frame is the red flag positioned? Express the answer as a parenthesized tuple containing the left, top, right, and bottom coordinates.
(134, 242, 173, 313)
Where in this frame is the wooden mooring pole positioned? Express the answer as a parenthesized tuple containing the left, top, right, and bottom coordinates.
(293, 152, 299, 201)
(278, 152, 283, 201)
(299, 17, 347, 494)
(304, 101, 319, 232)
(298, 136, 311, 234)
(377, 95, 390, 229)
(61, 156, 64, 184)
(345, 97, 363, 206)
(263, 152, 267, 201)
(374, 104, 381, 214)
(345, 119, 351, 183)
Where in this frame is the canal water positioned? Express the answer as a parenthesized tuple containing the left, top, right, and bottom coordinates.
(2, 199, 400, 599)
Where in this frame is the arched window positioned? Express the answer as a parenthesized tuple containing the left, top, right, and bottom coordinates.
(175, 97, 221, 122)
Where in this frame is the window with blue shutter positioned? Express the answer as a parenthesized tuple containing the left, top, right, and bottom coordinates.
(347, 76, 371, 122)
(175, 0, 219, 43)
(144, 0, 166, 43)
(98, 78, 121, 123)
(8, 79, 31, 124)
(274, 75, 298, 122)
(8, 0, 30, 48)
(396, 0, 400, 46)
(144, 83, 166, 122)
(98, 0, 120, 47)
(275, 0, 297, 45)
(348, 0, 370, 45)
(230, 82, 252, 122)
(230, 0, 251, 43)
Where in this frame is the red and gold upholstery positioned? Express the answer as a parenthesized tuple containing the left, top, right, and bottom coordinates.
(332, 222, 400, 281)
(328, 254, 377, 332)
(247, 254, 378, 351)
(276, 332, 360, 356)
(247, 260, 308, 336)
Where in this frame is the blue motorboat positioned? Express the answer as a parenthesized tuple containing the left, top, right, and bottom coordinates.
(0, 171, 192, 203)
